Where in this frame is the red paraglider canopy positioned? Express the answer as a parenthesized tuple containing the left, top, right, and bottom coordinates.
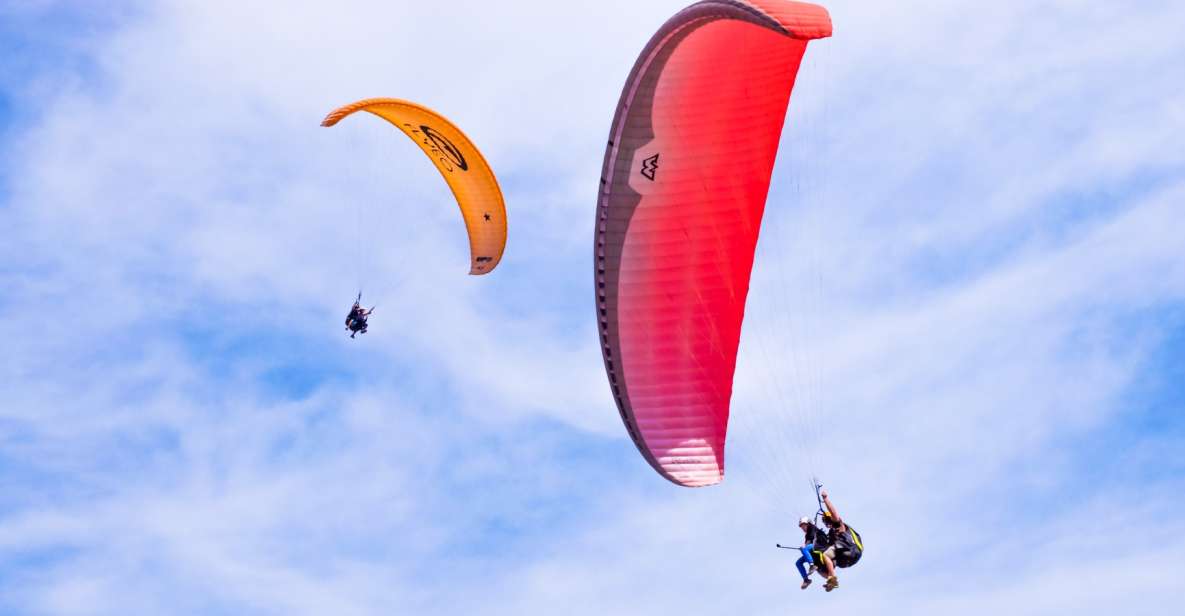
(595, 0, 832, 487)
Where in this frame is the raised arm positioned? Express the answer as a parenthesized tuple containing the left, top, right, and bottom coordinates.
(821, 490, 845, 532)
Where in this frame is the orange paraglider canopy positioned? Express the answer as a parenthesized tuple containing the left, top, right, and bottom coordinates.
(322, 98, 507, 275)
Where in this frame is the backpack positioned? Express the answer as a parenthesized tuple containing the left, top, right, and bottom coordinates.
(834, 526, 864, 568)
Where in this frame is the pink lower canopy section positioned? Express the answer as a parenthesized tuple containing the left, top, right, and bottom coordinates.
(595, 0, 832, 487)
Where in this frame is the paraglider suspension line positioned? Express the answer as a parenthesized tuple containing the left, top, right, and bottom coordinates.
(812, 477, 826, 523)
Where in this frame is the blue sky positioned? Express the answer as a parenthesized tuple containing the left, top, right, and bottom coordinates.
(2, 1, 1184, 614)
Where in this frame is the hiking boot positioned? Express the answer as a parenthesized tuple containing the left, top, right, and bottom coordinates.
(800, 578, 812, 590)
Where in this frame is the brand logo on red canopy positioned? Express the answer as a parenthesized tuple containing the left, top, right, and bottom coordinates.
(640, 153, 659, 181)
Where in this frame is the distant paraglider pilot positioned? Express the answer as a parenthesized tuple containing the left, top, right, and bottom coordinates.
(345, 294, 373, 339)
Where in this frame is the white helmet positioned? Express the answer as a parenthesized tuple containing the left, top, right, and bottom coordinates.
(798, 516, 811, 526)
